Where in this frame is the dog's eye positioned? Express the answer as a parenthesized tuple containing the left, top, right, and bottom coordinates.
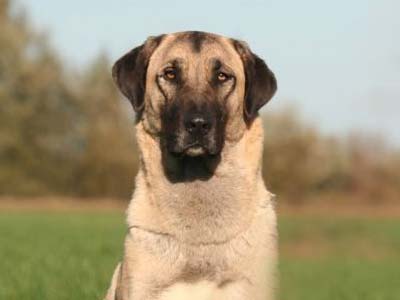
(163, 67, 177, 80)
(217, 72, 229, 82)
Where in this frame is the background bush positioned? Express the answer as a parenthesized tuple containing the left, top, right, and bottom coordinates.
(1, 0, 399, 202)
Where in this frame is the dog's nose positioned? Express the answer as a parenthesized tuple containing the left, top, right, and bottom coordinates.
(185, 117, 211, 135)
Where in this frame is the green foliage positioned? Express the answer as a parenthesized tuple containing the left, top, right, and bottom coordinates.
(0, 2, 137, 198)
(1, 211, 399, 300)
(262, 108, 400, 202)
(68, 55, 138, 198)
(1, 0, 78, 194)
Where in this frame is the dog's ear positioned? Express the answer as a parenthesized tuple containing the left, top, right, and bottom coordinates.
(233, 40, 277, 125)
(112, 35, 164, 113)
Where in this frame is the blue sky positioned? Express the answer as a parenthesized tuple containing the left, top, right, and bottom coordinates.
(18, 0, 400, 144)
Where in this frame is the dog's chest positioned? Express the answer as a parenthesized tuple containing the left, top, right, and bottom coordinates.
(180, 243, 233, 277)
(153, 241, 252, 300)
(158, 280, 223, 300)
(131, 224, 256, 279)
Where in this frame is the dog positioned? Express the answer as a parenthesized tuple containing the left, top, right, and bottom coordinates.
(105, 31, 278, 300)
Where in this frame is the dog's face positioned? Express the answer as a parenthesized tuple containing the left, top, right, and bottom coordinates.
(113, 31, 277, 157)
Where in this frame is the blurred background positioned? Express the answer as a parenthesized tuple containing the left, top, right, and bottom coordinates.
(0, 0, 399, 299)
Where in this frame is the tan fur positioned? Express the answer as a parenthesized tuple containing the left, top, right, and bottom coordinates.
(105, 32, 277, 300)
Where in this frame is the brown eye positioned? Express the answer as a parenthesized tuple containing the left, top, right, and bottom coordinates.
(217, 72, 229, 82)
(164, 67, 176, 80)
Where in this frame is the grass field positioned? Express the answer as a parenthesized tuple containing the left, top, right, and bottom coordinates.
(1, 210, 399, 300)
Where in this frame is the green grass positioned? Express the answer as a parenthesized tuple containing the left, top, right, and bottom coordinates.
(279, 216, 400, 300)
(0, 211, 399, 300)
(0, 212, 125, 300)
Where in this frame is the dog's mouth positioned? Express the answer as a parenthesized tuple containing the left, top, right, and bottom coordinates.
(162, 139, 222, 182)
(171, 143, 209, 158)
(168, 141, 220, 158)
(184, 144, 207, 157)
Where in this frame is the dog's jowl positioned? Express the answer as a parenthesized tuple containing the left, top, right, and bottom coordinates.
(105, 31, 278, 300)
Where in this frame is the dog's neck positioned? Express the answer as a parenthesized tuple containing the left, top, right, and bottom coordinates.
(127, 118, 272, 244)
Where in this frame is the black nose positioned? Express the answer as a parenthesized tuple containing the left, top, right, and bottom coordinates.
(185, 117, 211, 135)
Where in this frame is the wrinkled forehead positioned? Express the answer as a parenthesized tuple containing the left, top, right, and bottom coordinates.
(148, 32, 244, 73)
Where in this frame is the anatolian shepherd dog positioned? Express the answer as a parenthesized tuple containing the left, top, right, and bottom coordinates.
(105, 31, 278, 300)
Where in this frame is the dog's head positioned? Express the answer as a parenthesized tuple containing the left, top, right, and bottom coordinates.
(113, 31, 277, 158)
